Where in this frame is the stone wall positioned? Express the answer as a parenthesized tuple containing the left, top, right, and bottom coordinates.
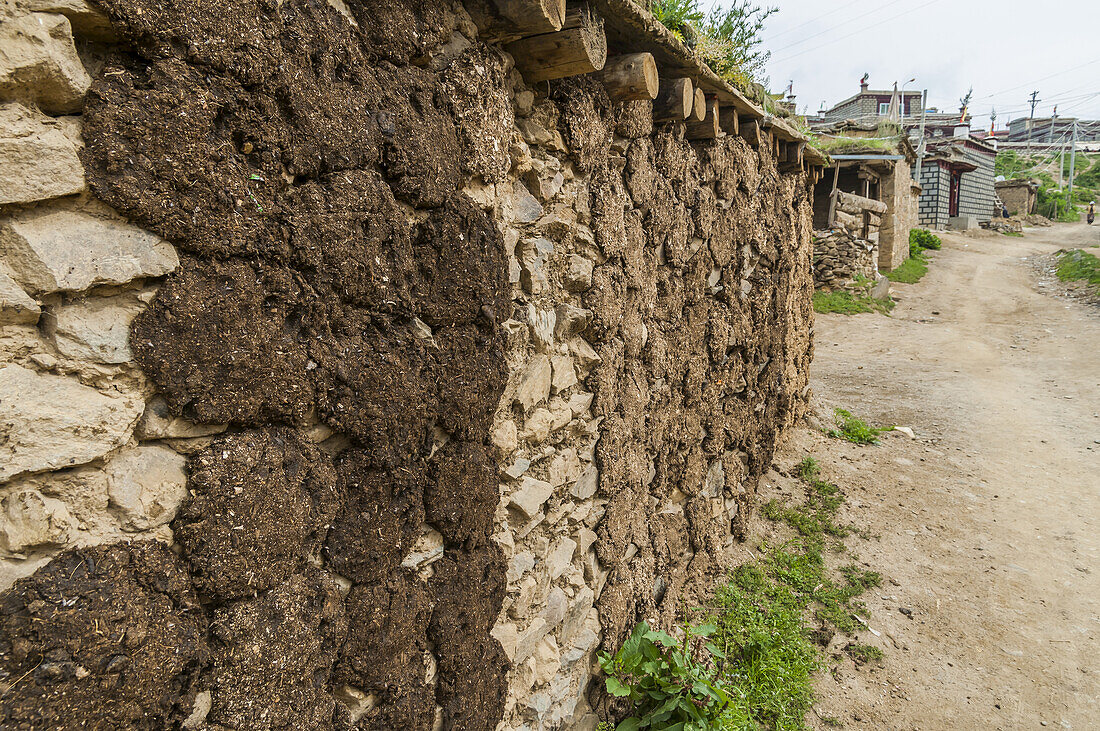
(0, 1, 816, 729)
(877, 158, 918, 272)
(489, 81, 814, 728)
(812, 229, 877, 290)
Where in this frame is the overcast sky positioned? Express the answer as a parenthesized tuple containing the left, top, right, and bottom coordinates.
(753, 0, 1099, 131)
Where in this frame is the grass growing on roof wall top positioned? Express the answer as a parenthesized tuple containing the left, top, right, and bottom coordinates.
(639, 0, 776, 91)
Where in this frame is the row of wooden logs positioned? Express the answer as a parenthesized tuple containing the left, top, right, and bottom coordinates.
(828, 190, 886, 238)
(496, 0, 816, 165)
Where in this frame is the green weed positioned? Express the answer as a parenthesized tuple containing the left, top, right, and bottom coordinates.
(887, 250, 929, 284)
(601, 457, 883, 730)
(643, 0, 776, 88)
(598, 621, 733, 730)
(828, 409, 887, 445)
(843, 643, 884, 665)
(1055, 249, 1100, 288)
(908, 228, 941, 251)
(709, 564, 819, 729)
(812, 290, 894, 316)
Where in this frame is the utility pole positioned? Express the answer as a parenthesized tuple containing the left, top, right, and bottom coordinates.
(1048, 105, 1057, 143)
(1068, 118, 1078, 200)
(1026, 90, 1040, 153)
(1058, 139, 1065, 189)
(916, 89, 928, 187)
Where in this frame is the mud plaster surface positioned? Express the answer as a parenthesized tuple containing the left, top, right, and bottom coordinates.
(544, 83, 814, 714)
(2, 0, 513, 728)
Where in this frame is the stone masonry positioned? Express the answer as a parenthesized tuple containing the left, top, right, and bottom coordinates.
(812, 229, 877, 291)
(0, 1, 817, 729)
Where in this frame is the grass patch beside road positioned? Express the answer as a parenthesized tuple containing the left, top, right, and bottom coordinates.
(812, 289, 894, 315)
(886, 250, 929, 284)
(709, 457, 882, 729)
(598, 455, 886, 731)
(1055, 249, 1100, 289)
(887, 228, 940, 285)
(828, 408, 888, 445)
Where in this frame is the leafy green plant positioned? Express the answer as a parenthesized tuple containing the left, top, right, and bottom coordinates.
(696, 2, 777, 90)
(995, 149, 1023, 178)
(599, 621, 732, 730)
(908, 228, 941, 251)
(640, 0, 775, 88)
(1037, 186, 1082, 222)
(648, 0, 704, 36)
(828, 408, 886, 445)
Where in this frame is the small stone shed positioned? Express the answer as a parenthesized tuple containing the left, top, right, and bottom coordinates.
(809, 123, 919, 272)
(995, 178, 1038, 216)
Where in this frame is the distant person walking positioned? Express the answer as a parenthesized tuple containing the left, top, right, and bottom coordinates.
(1088, 202, 1095, 225)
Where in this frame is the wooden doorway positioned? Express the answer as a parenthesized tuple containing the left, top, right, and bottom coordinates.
(949, 169, 962, 217)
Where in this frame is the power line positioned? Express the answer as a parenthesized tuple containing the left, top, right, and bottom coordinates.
(766, 0, 909, 53)
(763, 0, 865, 41)
(770, 0, 947, 65)
(976, 58, 1100, 101)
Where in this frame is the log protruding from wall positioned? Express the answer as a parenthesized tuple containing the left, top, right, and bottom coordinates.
(507, 2, 607, 82)
(685, 96, 719, 139)
(653, 77, 693, 121)
(719, 107, 739, 136)
(493, 0, 567, 34)
(689, 87, 706, 122)
(836, 189, 888, 215)
(596, 52, 658, 101)
(739, 117, 762, 147)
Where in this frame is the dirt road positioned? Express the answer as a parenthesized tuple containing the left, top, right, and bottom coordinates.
(777, 223, 1100, 729)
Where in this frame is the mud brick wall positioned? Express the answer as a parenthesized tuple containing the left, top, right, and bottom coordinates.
(0, 1, 815, 729)
(995, 180, 1036, 217)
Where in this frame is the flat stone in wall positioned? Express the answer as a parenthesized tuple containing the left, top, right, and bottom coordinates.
(0, 102, 85, 205)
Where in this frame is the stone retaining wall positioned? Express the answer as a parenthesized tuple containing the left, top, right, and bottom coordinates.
(0, 1, 815, 729)
(812, 228, 878, 290)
